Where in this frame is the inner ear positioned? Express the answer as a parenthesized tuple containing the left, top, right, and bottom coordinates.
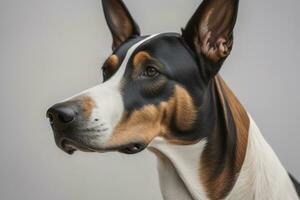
(182, 0, 239, 76)
(102, 0, 141, 51)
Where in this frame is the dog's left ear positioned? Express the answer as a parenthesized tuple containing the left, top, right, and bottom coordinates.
(182, 0, 239, 80)
(102, 0, 141, 51)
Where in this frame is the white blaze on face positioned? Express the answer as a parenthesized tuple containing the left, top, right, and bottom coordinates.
(63, 34, 159, 147)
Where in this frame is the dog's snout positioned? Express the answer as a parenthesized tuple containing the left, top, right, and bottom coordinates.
(47, 103, 78, 129)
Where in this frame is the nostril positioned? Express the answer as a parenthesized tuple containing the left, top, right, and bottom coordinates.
(47, 113, 54, 125)
(58, 112, 74, 123)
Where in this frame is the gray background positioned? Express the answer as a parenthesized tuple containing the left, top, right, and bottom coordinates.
(0, 0, 299, 199)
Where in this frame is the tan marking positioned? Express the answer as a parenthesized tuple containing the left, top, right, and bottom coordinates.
(105, 85, 198, 147)
(106, 54, 119, 72)
(131, 51, 151, 78)
(81, 96, 96, 119)
(106, 105, 163, 147)
(174, 86, 197, 131)
(200, 75, 250, 200)
(133, 51, 151, 67)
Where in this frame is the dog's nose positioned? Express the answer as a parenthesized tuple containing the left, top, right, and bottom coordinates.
(47, 103, 77, 129)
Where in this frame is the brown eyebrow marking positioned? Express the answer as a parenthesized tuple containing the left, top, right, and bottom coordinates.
(132, 51, 152, 78)
(133, 51, 151, 66)
(105, 54, 119, 72)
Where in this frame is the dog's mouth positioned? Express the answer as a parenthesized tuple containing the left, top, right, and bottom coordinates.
(118, 143, 147, 154)
(59, 138, 96, 155)
(58, 137, 146, 155)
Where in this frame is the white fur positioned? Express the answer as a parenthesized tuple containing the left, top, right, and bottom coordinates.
(156, 154, 195, 200)
(149, 138, 209, 200)
(149, 114, 299, 200)
(226, 115, 299, 200)
(63, 34, 159, 146)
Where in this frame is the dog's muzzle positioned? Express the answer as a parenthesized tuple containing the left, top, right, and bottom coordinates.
(47, 99, 148, 155)
(46, 101, 94, 154)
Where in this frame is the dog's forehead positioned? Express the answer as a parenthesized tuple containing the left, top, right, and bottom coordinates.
(113, 33, 185, 65)
(113, 36, 146, 61)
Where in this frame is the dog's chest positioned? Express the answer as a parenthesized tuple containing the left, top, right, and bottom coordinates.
(149, 138, 209, 200)
(149, 116, 299, 200)
(156, 155, 194, 200)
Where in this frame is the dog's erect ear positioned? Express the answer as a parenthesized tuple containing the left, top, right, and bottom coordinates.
(102, 0, 140, 51)
(182, 0, 239, 79)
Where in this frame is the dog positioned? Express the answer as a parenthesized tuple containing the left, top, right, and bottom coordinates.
(47, 0, 300, 199)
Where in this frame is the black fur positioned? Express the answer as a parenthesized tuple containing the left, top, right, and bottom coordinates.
(289, 174, 300, 198)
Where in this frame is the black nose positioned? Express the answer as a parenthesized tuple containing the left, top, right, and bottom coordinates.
(47, 103, 77, 129)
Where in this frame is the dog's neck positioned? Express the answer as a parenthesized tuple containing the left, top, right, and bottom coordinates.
(149, 76, 298, 200)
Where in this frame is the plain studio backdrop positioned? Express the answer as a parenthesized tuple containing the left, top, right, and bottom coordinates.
(0, 0, 299, 199)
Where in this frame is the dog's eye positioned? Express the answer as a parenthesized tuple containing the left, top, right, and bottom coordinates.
(143, 66, 160, 78)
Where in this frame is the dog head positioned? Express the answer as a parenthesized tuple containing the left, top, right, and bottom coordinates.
(47, 0, 239, 155)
